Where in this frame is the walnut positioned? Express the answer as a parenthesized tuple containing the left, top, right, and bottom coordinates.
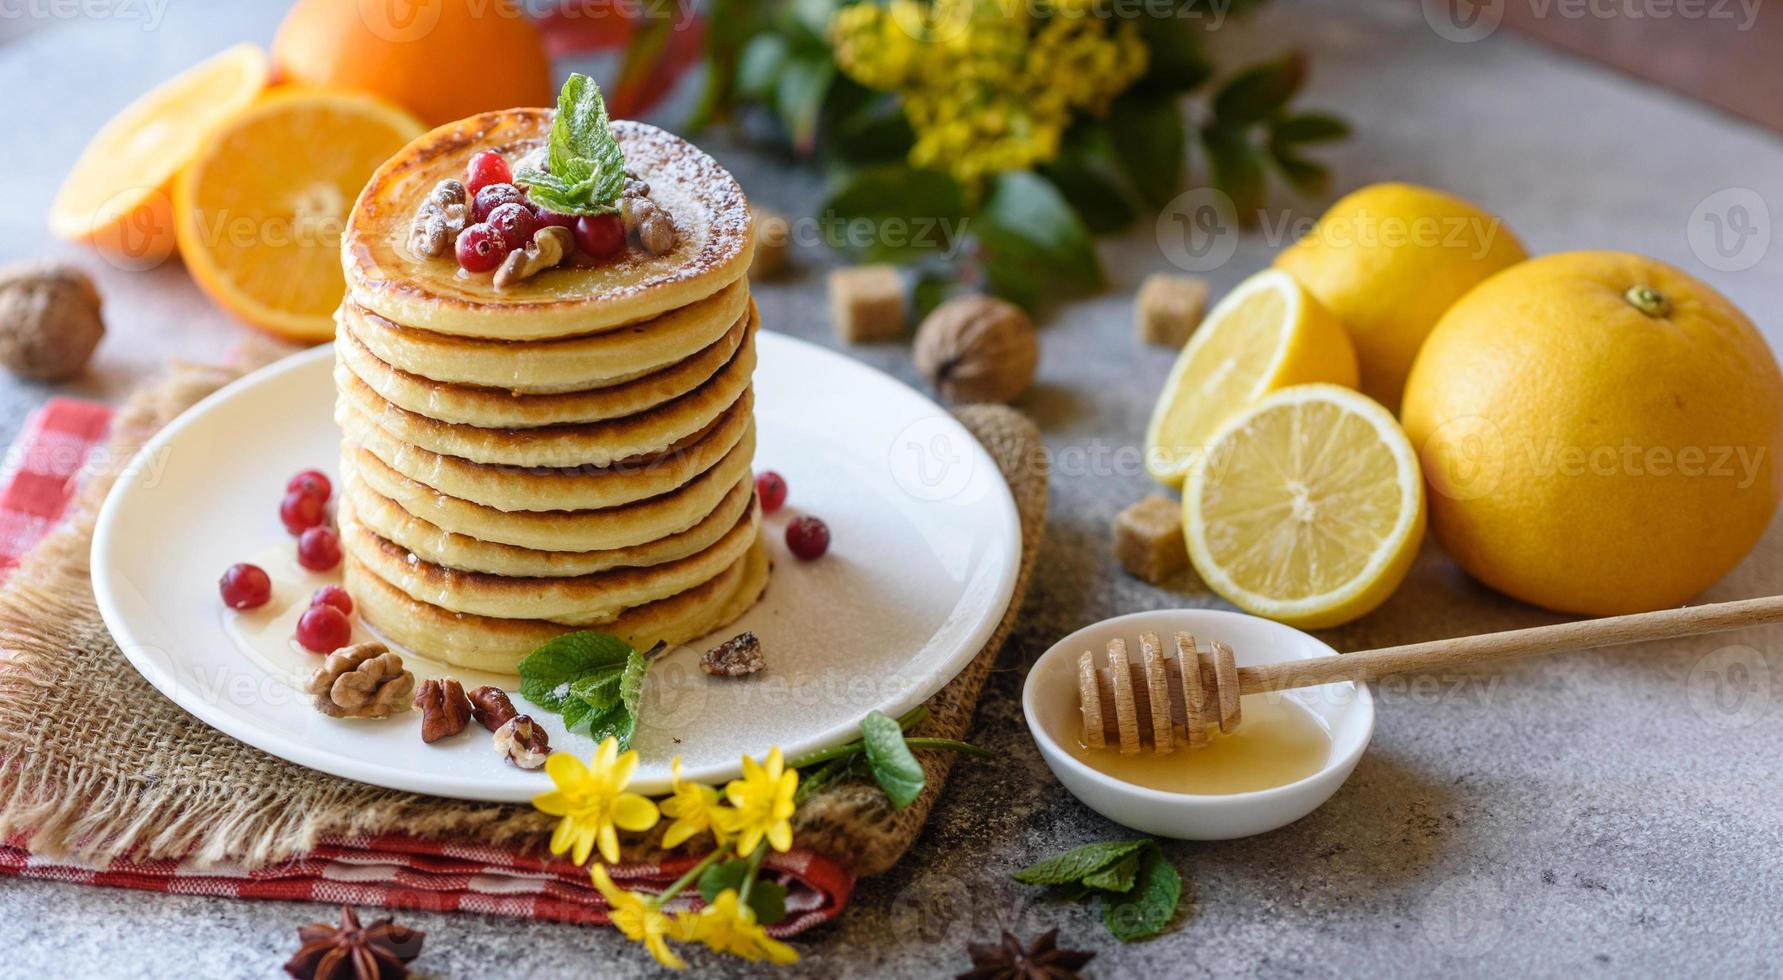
(701, 632, 766, 677)
(0, 261, 104, 382)
(913, 294, 1038, 404)
(304, 642, 415, 719)
(637, 211, 678, 256)
(468, 686, 517, 732)
(620, 195, 657, 236)
(428, 179, 466, 210)
(408, 180, 468, 259)
(413, 678, 471, 743)
(493, 715, 549, 769)
(622, 168, 650, 198)
(493, 225, 571, 289)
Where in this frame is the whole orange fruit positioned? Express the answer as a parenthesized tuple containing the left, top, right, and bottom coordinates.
(272, 0, 554, 127)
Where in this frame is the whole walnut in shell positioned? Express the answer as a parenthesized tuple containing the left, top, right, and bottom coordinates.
(912, 294, 1037, 404)
(0, 261, 104, 381)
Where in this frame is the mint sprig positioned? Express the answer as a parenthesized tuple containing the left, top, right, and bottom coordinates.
(789, 706, 993, 809)
(1014, 838, 1182, 942)
(514, 73, 627, 217)
(516, 631, 657, 748)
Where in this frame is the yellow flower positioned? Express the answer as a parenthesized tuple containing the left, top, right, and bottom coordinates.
(532, 738, 660, 866)
(676, 889, 799, 965)
(716, 747, 799, 857)
(660, 756, 730, 850)
(592, 864, 685, 971)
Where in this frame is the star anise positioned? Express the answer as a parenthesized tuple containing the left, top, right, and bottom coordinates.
(283, 905, 425, 980)
(958, 928, 1095, 979)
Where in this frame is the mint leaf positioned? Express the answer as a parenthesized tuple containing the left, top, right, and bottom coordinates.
(697, 859, 788, 925)
(1082, 850, 1141, 893)
(517, 631, 648, 748)
(1103, 844, 1181, 942)
(1013, 839, 1148, 886)
(861, 709, 925, 809)
(514, 73, 626, 217)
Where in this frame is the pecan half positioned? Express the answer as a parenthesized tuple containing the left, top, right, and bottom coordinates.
(413, 678, 472, 743)
(493, 715, 549, 769)
(468, 686, 517, 732)
(304, 642, 414, 719)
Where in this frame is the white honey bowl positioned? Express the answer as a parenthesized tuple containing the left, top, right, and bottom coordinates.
(1023, 608, 1374, 840)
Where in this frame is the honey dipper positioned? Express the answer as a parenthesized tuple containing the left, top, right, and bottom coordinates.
(1079, 594, 1783, 754)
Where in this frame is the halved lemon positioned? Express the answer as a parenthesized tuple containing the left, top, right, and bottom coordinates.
(174, 87, 424, 342)
(49, 43, 270, 269)
(1144, 268, 1358, 487)
(1184, 383, 1425, 629)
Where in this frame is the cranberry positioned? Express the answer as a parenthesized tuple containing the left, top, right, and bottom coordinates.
(297, 526, 343, 572)
(486, 202, 537, 251)
(574, 213, 626, 260)
(296, 604, 352, 654)
(287, 469, 332, 503)
(464, 151, 512, 196)
(532, 207, 577, 231)
(311, 585, 353, 616)
(785, 516, 830, 561)
(219, 563, 272, 610)
(280, 489, 326, 535)
(472, 182, 525, 223)
(755, 471, 788, 514)
(455, 223, 506, 273)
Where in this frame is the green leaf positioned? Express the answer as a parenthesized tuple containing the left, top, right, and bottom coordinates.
(1204, 127, 1267, 219)
(514, 73, 626, 216)
(793, 752, 863, 805)
(1133, 13, 1212, 94)
(861, 709, 925, 809)
(1042, 124, 1137, 234)
(1083, 850, 1141, 893)
(1012, 839, 1149, 886)
(697, 859, 788, 925)
(567, 671, 623, 710)
(516, 631, 635, 710)
(1108, 95, 1187, 210)
(774, 53, 836, 155)
(830, 95, 916, 167)
(820, 164, 968, 263)
(1211, 53, 1306, 125)
(1103, 844, 1182, 942)
(1271, 111, 1350, 145)
(974, 171, 1102, 309)
(736, 33, 788, 100)
(1270, 147, 1330, 196)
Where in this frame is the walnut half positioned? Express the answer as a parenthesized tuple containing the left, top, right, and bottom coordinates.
(493, 715, 549, 769)
(304, 642, 415, 719)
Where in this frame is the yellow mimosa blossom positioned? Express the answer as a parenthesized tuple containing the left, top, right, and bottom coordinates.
(659, 756, 730, 850)
(676, 889, 799, 965)
(592, 864, 686, 970)
(716, 747, 799, 857)
(532, 738, 660, 866)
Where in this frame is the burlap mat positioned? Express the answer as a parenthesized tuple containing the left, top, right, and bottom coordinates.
(0, 347, 1048, 877)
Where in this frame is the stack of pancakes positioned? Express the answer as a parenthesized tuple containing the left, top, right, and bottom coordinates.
(334, 111, 768, 674)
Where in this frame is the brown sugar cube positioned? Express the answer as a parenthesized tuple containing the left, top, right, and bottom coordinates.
(828, 264, 905, 343)
(1135, 274, 1209, 348)
(1114, 494, 1188, 584)
(751, 206, 792, 279)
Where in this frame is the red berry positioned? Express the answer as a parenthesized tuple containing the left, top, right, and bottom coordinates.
(297, 526, 343, 572)
(287, 469, 331, 503)
(785, 516, 830, 561)
(755, 471, 788, 514)
(574, 213, 625, 260)
(280, 489, 326, 535)
(486, 202, 537, 251)
(532, 207, 577, 231)
(472, 182, 525, 223)
(219, 563, 272, 610)
(311, 585, 353, 616)
(296, 604, 352, 654)
(456, 223, 506, 273)
(464, 151, 512, 196)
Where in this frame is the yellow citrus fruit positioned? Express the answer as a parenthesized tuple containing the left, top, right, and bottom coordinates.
(1144, 268, 1358, 487)
(1273, 182, 1528, 410)
(174, 87, 424, 343)
(1402, 251, 1783, 616)
(49, 43, 270, 270)
(1184, 383, 1426, 628)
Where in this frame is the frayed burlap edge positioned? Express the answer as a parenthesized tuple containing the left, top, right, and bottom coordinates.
(0, 351, 1047, 878)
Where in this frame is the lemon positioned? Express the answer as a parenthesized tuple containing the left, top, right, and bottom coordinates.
(1184, 383, 1426, 628)
(1144, 269, 1358, 487)
(1402, 251, 1783, 616)
(1273, 182, 1527, 409)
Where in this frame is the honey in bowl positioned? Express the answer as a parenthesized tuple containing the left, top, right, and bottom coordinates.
(1066, 694, 1332, 795)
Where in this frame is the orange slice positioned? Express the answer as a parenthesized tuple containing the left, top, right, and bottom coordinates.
(49, 43, 270, 270)
(174, 87, 424, 342)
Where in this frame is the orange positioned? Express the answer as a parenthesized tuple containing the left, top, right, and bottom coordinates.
(174, 87, 424, 343)
(49, 43, 270, 270)
(272, 0, 555, 127)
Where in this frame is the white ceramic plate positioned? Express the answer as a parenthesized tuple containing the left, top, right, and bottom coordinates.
(90, 332, 1020, 801)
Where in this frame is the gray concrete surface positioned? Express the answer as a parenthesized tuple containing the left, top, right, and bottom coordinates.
(3, 0, 1782, 976)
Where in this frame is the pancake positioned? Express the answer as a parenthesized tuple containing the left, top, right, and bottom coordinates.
(333, 340, 754, 468)
(338, 279, 749, 394)
(343, 424, 755, 551)
(346, 536, 772, 673)
(340, 388, 754, 514)
(344, 467, 758, 578)
(337, 303, 752, 428)
(343, 112, 755, 340)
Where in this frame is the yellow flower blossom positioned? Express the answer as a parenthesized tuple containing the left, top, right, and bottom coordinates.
(659, 756, 730, 850)
(675, 889, 799, 965)
(592, 864, 685, 971)
(532, 738, 660, 866)
(716, 747, 799, 857)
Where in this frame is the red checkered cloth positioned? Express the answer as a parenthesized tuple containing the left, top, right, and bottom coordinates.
(0, 398, 855, 933)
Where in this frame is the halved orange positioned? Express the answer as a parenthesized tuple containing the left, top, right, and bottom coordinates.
(49, 43, 270, 270)
(174, 87, 424, 342)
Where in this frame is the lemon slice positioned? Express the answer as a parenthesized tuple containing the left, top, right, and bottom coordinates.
(1145, 268, 1358, 487)
(1184, 383, 1425, 628)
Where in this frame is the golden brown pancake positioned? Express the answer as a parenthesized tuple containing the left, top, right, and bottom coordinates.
(343, 112, 755, 340)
